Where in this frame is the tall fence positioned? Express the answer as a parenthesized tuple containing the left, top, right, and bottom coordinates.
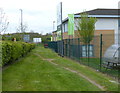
(48, 34, 119, 78)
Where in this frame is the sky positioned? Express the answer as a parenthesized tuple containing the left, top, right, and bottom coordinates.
(0, 0, 119, 34)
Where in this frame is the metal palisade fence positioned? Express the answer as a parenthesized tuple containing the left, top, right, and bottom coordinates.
(48, 34, 119, 79)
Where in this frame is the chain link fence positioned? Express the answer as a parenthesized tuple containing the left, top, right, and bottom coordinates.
(48, 34, 119, 79)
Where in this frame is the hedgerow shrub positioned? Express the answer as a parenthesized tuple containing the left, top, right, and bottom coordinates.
(2, 41, 35, 66)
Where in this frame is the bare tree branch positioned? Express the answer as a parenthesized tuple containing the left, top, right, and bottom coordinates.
(0, 8, 9, 34)
(16, 24, 28, 33)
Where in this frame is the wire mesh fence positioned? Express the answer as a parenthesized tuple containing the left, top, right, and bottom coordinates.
(48, 34, 119, 79)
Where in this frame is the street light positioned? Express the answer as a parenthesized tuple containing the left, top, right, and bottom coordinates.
(19, 9, 24, 41)
(19, 9, 23, 33)
(53, 21, 55, 31)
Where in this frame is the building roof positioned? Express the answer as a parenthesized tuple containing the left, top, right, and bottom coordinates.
(75, 8, 119, 15)
(52, 30, 57, 33)
(62, 8, 119, 23)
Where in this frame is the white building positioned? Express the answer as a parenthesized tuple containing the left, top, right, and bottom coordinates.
(52, 8, 119, 57)
(61, 8, 119, 44)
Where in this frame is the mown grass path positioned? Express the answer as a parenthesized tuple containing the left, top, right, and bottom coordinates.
(34, 53, 105, 91)
(2, 46, 119, 91)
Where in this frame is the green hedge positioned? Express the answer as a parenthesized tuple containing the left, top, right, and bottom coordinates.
(1, 41, 35, 66)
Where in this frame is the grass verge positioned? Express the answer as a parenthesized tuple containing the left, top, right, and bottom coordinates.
(2, 45, 119, 91)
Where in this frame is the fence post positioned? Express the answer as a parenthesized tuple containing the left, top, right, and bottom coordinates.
(71, 38, 74, 59)
(62, 39, 64, 57)
(78, 38, 80, 63)
(100, 34, 103, 71)
(58, 41, 59, 54)
(69, 38, 70, 58)
(67, 39, 69, 57)
(88, 44, 89, 66)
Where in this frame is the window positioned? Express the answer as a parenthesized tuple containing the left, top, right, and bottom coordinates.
(81, 45, 94, 57)
(62, 23, 68, 32)
(62, 24, 65, 32)
(119, 19, 120, 27)
(64, 22, 68, 32)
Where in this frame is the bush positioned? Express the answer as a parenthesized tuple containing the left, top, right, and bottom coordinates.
(1, 41, 35, 66)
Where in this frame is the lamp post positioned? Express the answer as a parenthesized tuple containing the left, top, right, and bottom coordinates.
(53, 21, 55, 31)
(19, 9, 23, 32)
(19, 9, 24, 41)
(60, 2, 63, 40)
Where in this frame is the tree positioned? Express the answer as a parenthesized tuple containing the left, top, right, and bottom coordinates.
(30, 30, 34, 33)
(76, 12, 97, 60)
(41, 33, 52, 43)
(0, 8, 9, 34)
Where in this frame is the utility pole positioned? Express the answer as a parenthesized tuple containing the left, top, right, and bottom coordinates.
(60, 2, 64, 57)
(20, 9, 23, 33)
(53, 21, 55, 31)
(19, 9, 23, 41)
(60, 2, 63, 40)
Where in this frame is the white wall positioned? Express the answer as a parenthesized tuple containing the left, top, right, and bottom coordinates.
(95, 18, 117, 30)
(63, 18, 119, 44)
(33, 38, 42, 43)
(74, 18, 118, 44)
(95, 18, 118, 44)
